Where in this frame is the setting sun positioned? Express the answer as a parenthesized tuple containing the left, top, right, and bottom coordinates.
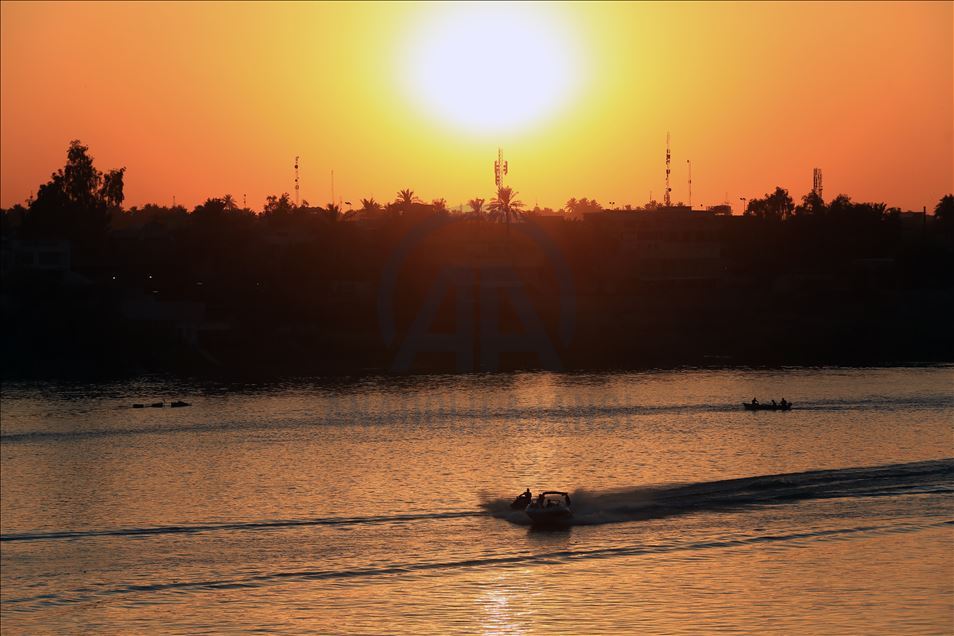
(402, 3, 581, 136)
(1, 2, 950, 209)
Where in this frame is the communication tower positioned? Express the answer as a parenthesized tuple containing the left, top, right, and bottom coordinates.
(664, 132, 672, 207)
(294, 156, 300, 206)
(494, 147, 509, 189)
(812, 168, 823, 200)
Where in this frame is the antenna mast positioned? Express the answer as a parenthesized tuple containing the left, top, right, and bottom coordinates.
(664, 132, 672, 207)
(294, 156, 300, 206)
(494, 147, 508, 189)
(813, 167, 823, 200)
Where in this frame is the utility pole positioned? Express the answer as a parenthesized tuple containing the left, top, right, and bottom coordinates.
(739, 196, 747, 215)
(687, 159, 692, 209)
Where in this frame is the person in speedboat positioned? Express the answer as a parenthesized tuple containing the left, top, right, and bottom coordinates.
(510, 489, 533, 509)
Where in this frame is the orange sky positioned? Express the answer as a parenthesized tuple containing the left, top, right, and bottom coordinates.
(1, 1, 951, 213)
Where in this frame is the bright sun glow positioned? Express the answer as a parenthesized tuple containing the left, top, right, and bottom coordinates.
(404, 3, 580, 136)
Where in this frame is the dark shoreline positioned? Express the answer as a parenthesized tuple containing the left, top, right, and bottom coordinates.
(6, 194, 953, 384)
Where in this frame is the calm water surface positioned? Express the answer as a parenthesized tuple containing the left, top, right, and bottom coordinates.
(2, 367, 952, 634)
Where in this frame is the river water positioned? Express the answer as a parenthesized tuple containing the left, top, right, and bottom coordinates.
(2, 367, 952, 634)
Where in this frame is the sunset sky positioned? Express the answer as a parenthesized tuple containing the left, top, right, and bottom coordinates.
(1, 1, 951, 213)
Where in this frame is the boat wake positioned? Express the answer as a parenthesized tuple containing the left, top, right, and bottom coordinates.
(4, 461, 949, 543)
(0, 511, 485, 543)
(484, 459, 954, 526)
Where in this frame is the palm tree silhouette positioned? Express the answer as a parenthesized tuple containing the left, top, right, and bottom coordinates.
(467, 197, 485, 219)
(360, 197, 381, 211)
(487, 186, 524, 229)
(394, 188, 422, 215)
(222, 193, 237, 213)
(396, 189, 420, 206)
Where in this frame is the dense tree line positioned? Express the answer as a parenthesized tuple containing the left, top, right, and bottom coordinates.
(2, 141, 952, 376)
(6, 141, 950, 244)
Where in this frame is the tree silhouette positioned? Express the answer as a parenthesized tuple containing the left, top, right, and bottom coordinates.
(393, 188, 422, 216)
(868, 201, 887, 219)
(795, 191, 826, 217)
(222, 194, 237, 213)
(744, 197, 765, 218)
(935, 194, 954, 226)
(100, 168, 125, 209)
(396, 189, 420, 206)
(193, 197, 227, 219)
(825, 194, 873, 224)
(263, 193, 295, 216)
(745, 187, 793, 221)
(565, 197, 602, 218)
(467, 198, 485, 219)
(488, 186, 524, 226)
(766, 187, 795, 221)
(24, 139, 124, 242)
(360, 198, 381, 211)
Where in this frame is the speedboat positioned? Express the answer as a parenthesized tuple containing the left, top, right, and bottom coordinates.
(524, 491, 573, 526)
